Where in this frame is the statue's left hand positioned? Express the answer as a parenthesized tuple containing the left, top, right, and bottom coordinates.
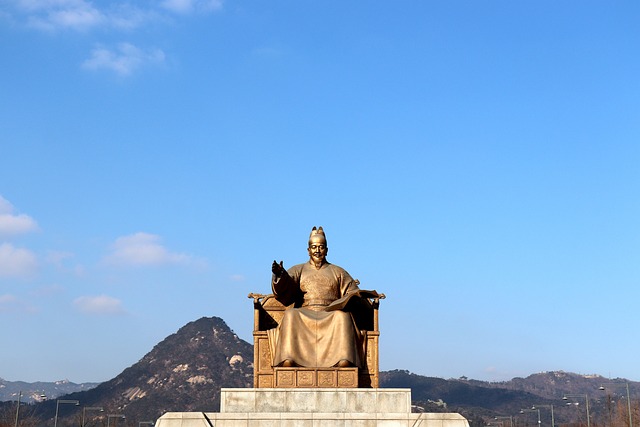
(272, 260, 284, 279)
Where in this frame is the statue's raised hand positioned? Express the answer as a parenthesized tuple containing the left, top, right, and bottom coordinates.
(272, 260, 285, 278)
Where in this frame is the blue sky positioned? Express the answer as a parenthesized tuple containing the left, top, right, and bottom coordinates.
(1, 0, 639, 384)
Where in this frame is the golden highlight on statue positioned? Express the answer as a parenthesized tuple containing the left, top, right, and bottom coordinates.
(268, 226, 362, 368)
(249, 226, 383, 388)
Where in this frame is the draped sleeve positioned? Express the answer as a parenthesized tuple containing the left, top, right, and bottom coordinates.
(271, 263, 304, 306)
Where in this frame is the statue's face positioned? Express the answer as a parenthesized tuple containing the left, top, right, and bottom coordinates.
(308, 238, 328, 264)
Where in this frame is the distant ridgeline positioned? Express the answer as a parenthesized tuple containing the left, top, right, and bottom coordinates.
(0, 378, 99, 402)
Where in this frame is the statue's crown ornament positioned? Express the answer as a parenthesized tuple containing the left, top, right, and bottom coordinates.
(309, 226, 327, 243)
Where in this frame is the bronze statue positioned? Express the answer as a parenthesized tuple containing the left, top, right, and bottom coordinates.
(268, 226, 378, 369)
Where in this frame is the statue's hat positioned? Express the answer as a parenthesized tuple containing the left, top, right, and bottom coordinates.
(308, 226, 327, 244)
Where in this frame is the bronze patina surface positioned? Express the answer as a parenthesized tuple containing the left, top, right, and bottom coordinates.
(249, 226, 384, 388)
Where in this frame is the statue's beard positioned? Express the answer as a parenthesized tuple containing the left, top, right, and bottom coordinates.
(310, 255, 325, 268)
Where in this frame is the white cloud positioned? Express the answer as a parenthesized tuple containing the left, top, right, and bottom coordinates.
(6, 0, 223, 75)
(10, 0, 220, 31)
(82, 43, 165, 76)
(0, 196, 14, 213)
(0, 243, 38, 278)
(0, 195, 38, 236)
(30, 284, 65, 297)
(229, 274, 245, 282)
(0, 294, 37, 313)
(0, 294, 17, 313)
(107, 4, 160, 30)
(73, 295, 126, 315)
(45, 250, 85, 276)
(252, 46, 284, 59)
(0, 294, 17, 304)
(104, 232, 192, 266)
(15, 0, 105, 31)
(46, 250, 73, 266)
(161, 0, 222, 14)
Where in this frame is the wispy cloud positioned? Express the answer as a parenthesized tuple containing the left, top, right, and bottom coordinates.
(30, 284, 65, 297)
(7, 0, 222, 31)
(0, 294, 17, 313)
(4, 0, 223, 75)
(82, 43, 165, 76)
(0, 195, 38, 236)
(46, 250, 73, 266)
(103, 232, 194, 267)
(15, 0, 105, 31)
(0, 243, 38, 278)
(161, 0, 223, 15)
(0, 294, 17, 304)
(73, 294, 126, 315)
(251, 46, 285, 59)
(0, 294, 37, 313)
(46, 250, 85, 276)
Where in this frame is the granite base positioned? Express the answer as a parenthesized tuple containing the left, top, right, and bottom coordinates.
(155, 388, 470, 427)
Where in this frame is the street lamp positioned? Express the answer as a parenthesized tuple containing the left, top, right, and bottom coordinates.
(563, 394, 591, 427)
(13, 391, 22, 427)
(139, 422, 155, 427)
(82, 407, 104, 427)
(600, 382, 633, 427)
(495, 416, 514, 427)
(107, 414, 126, 427)
(521, 408, 541, 427)
(532, 404, 555, 427)
(13, 392, 45, 427)
(54, 400, 80, 427)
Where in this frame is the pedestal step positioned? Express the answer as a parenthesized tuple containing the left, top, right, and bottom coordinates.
(221, 388, 410, 413)
(157, 410, 470, 427)
(155, 388, 471, 427)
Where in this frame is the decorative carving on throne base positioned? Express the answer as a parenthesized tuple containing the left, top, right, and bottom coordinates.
(275, 367, 358, 388)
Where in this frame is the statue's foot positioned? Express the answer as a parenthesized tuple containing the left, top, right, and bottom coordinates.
(281, 359, 295, 367)
(336, 359, 351, 368)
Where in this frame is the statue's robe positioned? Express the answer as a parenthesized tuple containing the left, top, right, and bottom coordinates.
(268, 261, 362, 368)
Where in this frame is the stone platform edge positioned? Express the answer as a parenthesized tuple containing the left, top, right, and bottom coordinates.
(157, 410, 470, 427)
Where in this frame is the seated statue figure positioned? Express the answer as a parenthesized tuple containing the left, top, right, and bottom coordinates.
(268, 226, 377, 369)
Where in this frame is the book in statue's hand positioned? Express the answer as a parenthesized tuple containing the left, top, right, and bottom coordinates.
(325, 289, 380, 311)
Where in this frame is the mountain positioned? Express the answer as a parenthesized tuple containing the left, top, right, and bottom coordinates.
(381, 370, 640, 427)
(0, 379, 99, 403)
(32, 317, 253, 426)
(14, 316, 640, 427)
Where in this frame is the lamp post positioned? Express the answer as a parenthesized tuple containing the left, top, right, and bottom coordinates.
(496, 416, 514, 427)
(600, 382, 633, 427)
(82, 407, 104, 427)
(563, 394, 591, 427)
(13, 391, 22, 427)
(521, 408, 541, 427)
(532, 404, 555, 427)
(54, 400, 80, 427)
(107, 414, 126, 427)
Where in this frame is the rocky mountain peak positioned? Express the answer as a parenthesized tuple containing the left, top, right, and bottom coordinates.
(49, 316, 253, 424)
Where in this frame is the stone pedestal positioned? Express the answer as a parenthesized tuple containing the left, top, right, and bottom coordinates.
(155, 388, 470, 427)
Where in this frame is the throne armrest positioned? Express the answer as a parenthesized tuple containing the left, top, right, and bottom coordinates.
(247, 291, 384, 332)
(248, 292, 288, 331)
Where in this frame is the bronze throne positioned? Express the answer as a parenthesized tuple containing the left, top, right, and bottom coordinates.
(248, 292, 384, 388)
